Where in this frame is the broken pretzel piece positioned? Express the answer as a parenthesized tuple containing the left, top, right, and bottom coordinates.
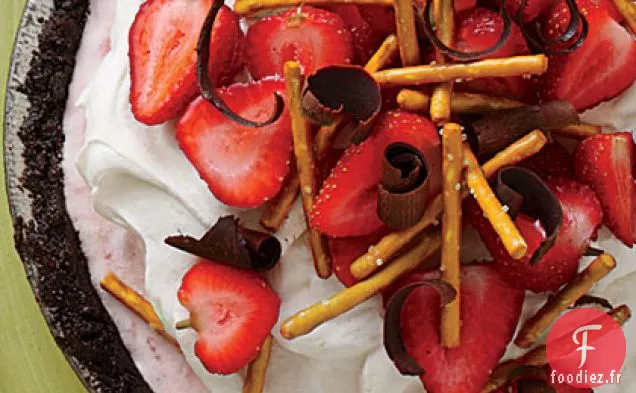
(243, 335, 274, 393)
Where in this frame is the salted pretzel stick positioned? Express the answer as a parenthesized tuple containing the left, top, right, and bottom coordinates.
(429, 0, 455, 123)
(281, 230, 441, 339)
(612, 0, 636, 33)
(350, 130, 547, 280)
(284, 61, 332, 278)
(464, 146, 527, 259)
(374, 54, 548, 87)
(243, 335, 274, 393)
(100, 273, 178, 346)
(440, 123, 463, 348)
(482, 304, 631, 393)
(234, 0, 393, 15)
(552, 123, 602, 139)
(515, 253, 617, 348)
(397, 89, 525, 113)
(394, 0, 421, 65)
(314, 34, 399, 157)
(260, 166, 300, 231)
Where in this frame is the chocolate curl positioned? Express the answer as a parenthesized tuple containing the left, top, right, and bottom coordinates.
(465, 101, 579, 158)
(301, 65, 382, 145)
(165, 216, 282, 272)
(197, 0, 283, 127)
(495, 167, 563, 265)
(384, 279, 457, 375)
(571, 294, 614, 310)
(377, 143, 431, 230)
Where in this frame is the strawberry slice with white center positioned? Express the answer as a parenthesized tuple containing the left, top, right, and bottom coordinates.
(385, 265, 525, 393)
(245, 6, 354, 80)
(466, 177, 603, 292)
(540, 5, 636, 110)
(573, 132, 635, 246)
(177, 79, 292, 208)
(178, 261, 281, 375)
(129, 0, 244, 125)
(311, 111, 441, 238)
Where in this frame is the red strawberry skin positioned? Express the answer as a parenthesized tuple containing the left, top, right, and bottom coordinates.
(129, 0, 243, 125)
(178, 261, 281, 375)
(467, 177, 603, 292)
(177, 79, 292, 208)
(573, 132, 635, 246)
(311, 111, 442, 237)
(323, 5, 377, 64)
(395, 265, 524, 393)
(455, 8, 533, 100)
(540, 5, 636, 110)
(519, 142, 573, 179)
(329, 227, 390, 287)
(245, 7, 354, 79)
(505, 0, 557, 22)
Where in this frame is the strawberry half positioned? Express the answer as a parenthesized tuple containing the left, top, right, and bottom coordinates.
(311, 111, 442, 237)
(329, 227, 390, 287)
(129, 0, 244, 125)
(177, 261, 281, 375)
(455, 8, 533, 100)
(388, 265, 524, 393)
(467, 177, 603, 292)
(540, 4, 636, 110)
(245, 6, 354, 79)
(573, 132, 635, 246)
(323, 5, 377, 64)
(519, 142, 573, 179)
(177, 79, 292, 208)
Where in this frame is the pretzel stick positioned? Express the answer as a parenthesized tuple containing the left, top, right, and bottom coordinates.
(612, 0, 636, 33)
(314, 34, 399, 157)
(260, 166, 301, 231)
(394, 0, 421, 65)
(100, 272, 178, 346)
(350, 130, 547, 280)
(464, 146, 527, 259)
(374, 55, 548, 87)
(284, 61, 332, 278)
(482, 304, 631, 393)
(429, 0, 455, 123)
(397, 89, 525, 113)
(515, 253, 617, 348)
(243, 335, 274, 393)
(440, 123, 463, 348)
(281, 230, 441, 339)
(234, 0, 393, 15)
(552, 123, 601, 139)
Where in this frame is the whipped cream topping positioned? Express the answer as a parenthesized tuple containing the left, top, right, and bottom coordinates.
(63, 0, 636, 391)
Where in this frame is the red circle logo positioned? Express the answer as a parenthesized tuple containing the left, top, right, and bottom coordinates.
(546, 308, 626, 388)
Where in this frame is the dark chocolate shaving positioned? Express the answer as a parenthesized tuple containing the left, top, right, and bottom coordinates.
(496, 167, 562, 265)
(377, 143, 431, 230)
(584, 246, 605, 257)
(384, 279, 457, 375)
(302, 65, 381, 144)
(516, 0, 588, 55)
(418, 0, 513, 61)
(571, 294, 614, 310)
(463, 101, 579, 158)
(165, 216, 282, 272)
(197, 0, 283, 127)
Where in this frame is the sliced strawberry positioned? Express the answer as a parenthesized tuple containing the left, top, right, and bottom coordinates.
(573, 132, 635, 246)
(519, 142, 573, 179)
(578, 0, 623, 22)
(329, 227, 390, 287)
(467, 177, 603, 292)
(358, 5, 397, 37)
(540, 5, 636, 110)
(323, 5, 377, 64)
(129, 0, 243, 125)
(390, 265, 524, 393)
(245, 7, 354, 79)
(455, 8, 533, 100)
(311, 111, 441, 237)
(505, 0, 557, 22)
(177, 261, 281, 374)
(177, 79, 292, 208)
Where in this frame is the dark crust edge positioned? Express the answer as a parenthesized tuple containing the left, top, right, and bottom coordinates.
(10, 1, 152, 392)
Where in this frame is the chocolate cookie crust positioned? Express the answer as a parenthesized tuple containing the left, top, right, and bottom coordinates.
(7, 1, 152, 392)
